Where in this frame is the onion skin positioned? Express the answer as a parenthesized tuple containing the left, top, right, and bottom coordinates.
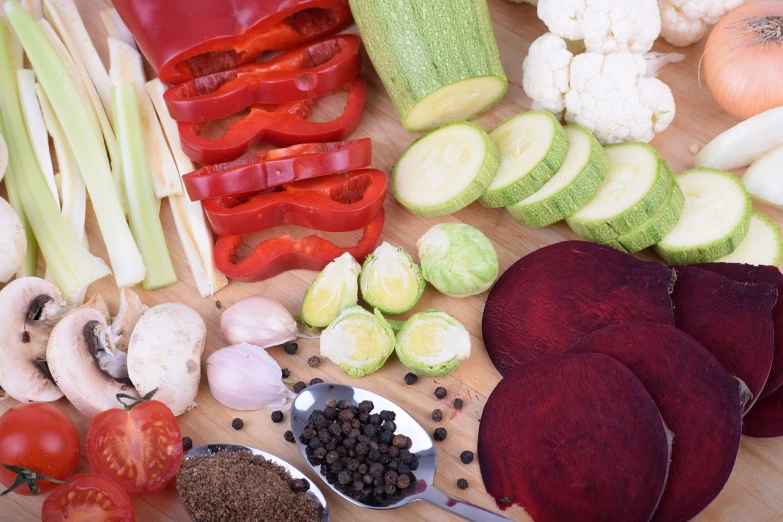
(704, 2, 783, 121)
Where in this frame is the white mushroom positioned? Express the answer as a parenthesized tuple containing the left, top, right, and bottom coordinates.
(128, 303, 206, 416)
(0, 196, 26, 283)
(109, 288, 148, 353)
(47, 294, 138, 418)
(0, 277, 65, 402)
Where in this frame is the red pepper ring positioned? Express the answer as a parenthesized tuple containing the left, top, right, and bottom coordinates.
(215, 208, 385, 282)
(114, 0, 353, 85)
(182, 139, 372, 202)
(164, 35, 362, 123)
(204, 169, 387, 236)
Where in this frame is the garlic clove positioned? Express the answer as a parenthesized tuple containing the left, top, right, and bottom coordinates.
(220, 296, 299, 349)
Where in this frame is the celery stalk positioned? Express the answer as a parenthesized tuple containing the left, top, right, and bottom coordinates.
(0, 12, 109, 299)
(112, 82, 176, 290)
(17, 68, 57, 208)
(5, 0, 145, 288)
(3, 165, 37, 277)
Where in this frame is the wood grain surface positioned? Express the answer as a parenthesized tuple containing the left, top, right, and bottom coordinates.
(2, 1, 783, 521)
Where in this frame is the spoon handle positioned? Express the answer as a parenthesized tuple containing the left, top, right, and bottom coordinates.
(418, 486, 512, 522)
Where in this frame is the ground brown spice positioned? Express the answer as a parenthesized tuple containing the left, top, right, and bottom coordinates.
(177, 450, 319, 522)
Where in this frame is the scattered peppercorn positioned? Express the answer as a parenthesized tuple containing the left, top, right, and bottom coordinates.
(431, 409, 443, 422)
(433, 428, 448, 441)
(457, 478, 468, 489)
(284, 342, 299, 355)
(232, 418, 244, 430)
(434, 387, 447, 399)
(271, 410, 284, 423)
(284, 431, 296, 443)
(308, 356, 320, 368)
(460, 451, 474, 464)
(293, 381, 307, 394)
(309, 378, 324, 386)
(453, 398, 464, 409)
(281, 368, 291, 379)
(182, 437, 193, 451)
(500, 496, 512, 504)
(215, 300, 222, 309)
(404, 372, 418, 385)
(289, 478, 310, 493)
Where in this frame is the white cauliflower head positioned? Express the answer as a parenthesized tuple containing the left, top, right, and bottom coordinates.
(537, 0, 661, 54)
(659, 0, 744, 47)
(522, 34, 676, 144)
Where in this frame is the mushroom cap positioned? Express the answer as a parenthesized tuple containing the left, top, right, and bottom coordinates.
(0, 277, 64, 402)
(110, 288, 148, 353)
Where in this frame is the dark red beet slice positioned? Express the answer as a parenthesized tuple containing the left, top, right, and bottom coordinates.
(672, 265, 776, 412)
(569, 323, 745, 522)
(482, 241, 675, 376)
(743, 385, 783, 437)
(478, 353, 671, 522)
(695, 263, 783, 398)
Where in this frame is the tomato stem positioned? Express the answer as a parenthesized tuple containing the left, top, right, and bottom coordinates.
(116, 388, 158, 410)
(0, 464, 69, 496)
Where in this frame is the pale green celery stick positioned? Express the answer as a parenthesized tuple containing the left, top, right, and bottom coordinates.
(5, 0, 145, 288)
(112, 82, 176, 290)
(3, 165, 37, 277)
(0, 12, 109, 300)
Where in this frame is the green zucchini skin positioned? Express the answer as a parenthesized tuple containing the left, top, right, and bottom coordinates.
(349, 0, 507, 132)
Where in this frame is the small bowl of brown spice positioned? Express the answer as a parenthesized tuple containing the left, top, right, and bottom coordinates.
(177, 444, 328, 522)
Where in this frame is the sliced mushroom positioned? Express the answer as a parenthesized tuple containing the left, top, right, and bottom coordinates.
(47, 295, 138, 418)
(0, 277, 65, 402)
(110, 288, 148, 353)
(128, 303, 206, 416)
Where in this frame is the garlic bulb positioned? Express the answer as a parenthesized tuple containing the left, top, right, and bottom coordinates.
(221, 296, 299, 348)
(207, 343, 295, 410)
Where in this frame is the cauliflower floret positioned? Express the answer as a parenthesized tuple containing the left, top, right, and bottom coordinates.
(659, 0, 744, 46)
(537, 0, 661, 54)
(522, 33, 574, 117)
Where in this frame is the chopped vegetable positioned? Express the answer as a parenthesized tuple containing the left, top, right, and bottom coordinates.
(672, 265, 776, 413)
(482, 241, 675, 376)
(392, 121, 498, 217)
(570, 323, 745, 522)
(0, 196, 26, 282)
(301, 253, 361, 328)
(478, 353, 671, 520)
(42, 474, 135, 522)
(417, 223, 499, 298)
(695, 106, 783, 170)
(220, 296, 299, 349)
(320, 306, 395, 377)
(360, 242, 425, 315)
(100, 8, 135, 49)
(2, 171, 35, 278)
(481, 111, 568, 208)
(742, 144, 783, 207)
(17, 69, 56, 207)
(660, 0, 743, 47)
(348, 0, 507, 132)
(394, 310, 471, 377)
(715, 211, 783, 267)
(655, 168, 752, 264)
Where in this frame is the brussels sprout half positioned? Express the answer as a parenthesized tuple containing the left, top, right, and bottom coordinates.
(395, 310, 471, 377)
(301, 253, 362, 328)
(359, 242, 425, 315)
(320, 306, 395, 377)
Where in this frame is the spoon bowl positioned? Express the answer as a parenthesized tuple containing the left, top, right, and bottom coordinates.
(291, 383, 510, 521)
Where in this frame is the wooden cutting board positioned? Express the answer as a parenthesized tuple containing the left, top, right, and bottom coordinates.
(3, 1, 783, 521)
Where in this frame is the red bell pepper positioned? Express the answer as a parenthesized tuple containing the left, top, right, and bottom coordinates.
(179, 76, 367, 165)
(204, 169, 387, 236)
(182, 139, 372, 202)
(164, 35, 362, 123)
(113, 0, 353, 85)
(214, 208, 385, 282)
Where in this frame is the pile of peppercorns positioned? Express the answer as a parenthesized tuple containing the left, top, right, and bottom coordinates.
(299, 397, 418, 506)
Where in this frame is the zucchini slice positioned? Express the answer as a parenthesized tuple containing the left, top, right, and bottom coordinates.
(392, 121, 499, 218)
(480, 111, 568, 208)
(508, 125, 607, 228)
(567, 143, 669, 243)
(655, 168, 752, 264)
(716, 211, 783, 267)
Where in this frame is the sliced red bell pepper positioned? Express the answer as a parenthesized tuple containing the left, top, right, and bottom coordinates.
(215, 208, 385, 282)
(204, 169, 387, 236)
(182, 139, 372, 202)
(113, 0, 353, 85)
(164, 35, 362, 123)
(179, 76, 367, 165)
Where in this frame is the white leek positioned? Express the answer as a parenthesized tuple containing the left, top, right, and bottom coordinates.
(6, 1, 145, 288)
(20, 0, 39, 18)
(3, 169, 36, 277)
(742, 144, 783, 207)
(17, 68, 57, 208)
(112, 81, 175, 290)
(100, 8, 135, 49)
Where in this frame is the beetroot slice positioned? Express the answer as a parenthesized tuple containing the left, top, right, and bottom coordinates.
(672, 265, 776, 412)
(743, 385, 783, 437)
(482, 241, 675, 376)
(695, 263, 783, 398)
(478, 353, 671, 522)
(569, 323, 744, 522)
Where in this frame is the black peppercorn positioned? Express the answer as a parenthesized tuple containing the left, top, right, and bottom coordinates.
(363, 424, 377, 438)
(392, 434, 407, 448)
(378, 430, 394, 445)
(281, 367, 291, 379)
(339, 409, 355, 422)
(293, 381, 307, 393)
(271, 410, 284, 423)
(380, 410, 395, 421)
(460, 450, 474, 464)
(382, 420, 396, 432)
(434, 387, 447, 399)
(338, 471, 352, 485)
(433, 427, 448, 441)
(500, 496, 512, 504)
(431, 409, 443, 422)
(453, 398, 464, 409)
(290, 478, 310, 493)
(326, 397, 338, 408)
(308, 355, 320, 367)
(231, 418, 244, 430)
(369, 413, 381, 425)
(284, 342, 298, 354)
(358, 400, 374, 413)
(397, 473, 411, 489)
(457, 478, 468, 489)
(182, 437, 193, 451)
(284, 430, 296, 443)
(310, 378, 324, 386)
(337, 399, 350, 410)
(404, 372, 418, 385)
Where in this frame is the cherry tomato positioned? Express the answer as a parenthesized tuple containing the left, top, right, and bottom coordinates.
(85, 398, 183, 496)
(42, 474, 135, 522)
(0, 403, 79, 496)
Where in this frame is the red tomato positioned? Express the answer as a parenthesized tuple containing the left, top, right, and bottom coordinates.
(0, 403, 79, 496)
(42, 474, 135, 522)
(85, 399, 183, 496)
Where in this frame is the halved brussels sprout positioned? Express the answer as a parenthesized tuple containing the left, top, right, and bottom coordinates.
(301, 253, 361, 328)
(395, 310, 471, 376)
(320, 306, 395, 377)
(359, 242, 425, 315)
(417, 223, 498, 298)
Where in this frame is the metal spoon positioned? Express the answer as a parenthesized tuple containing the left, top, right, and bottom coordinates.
(291, 383, 511, 522)
(182, 443, 330, 522)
